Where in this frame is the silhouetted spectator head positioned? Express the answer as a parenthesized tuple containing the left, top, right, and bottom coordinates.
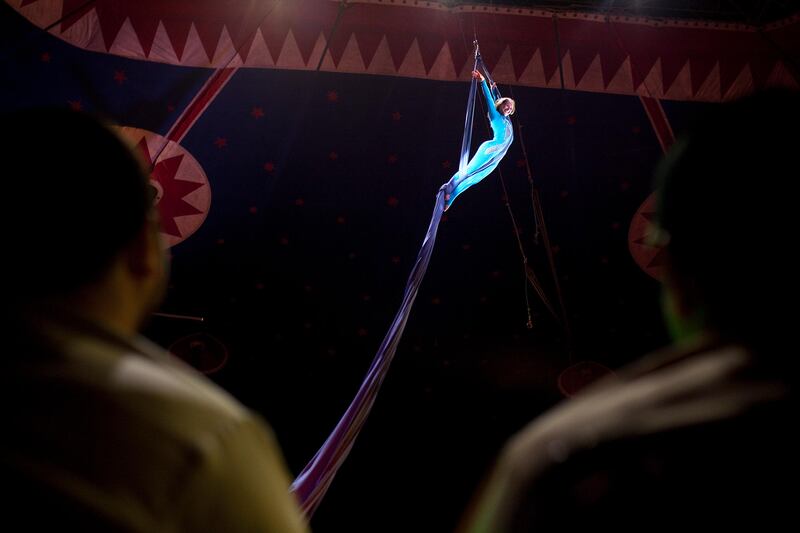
(1, 108, 166, 328)
(654, 88, 800, 357)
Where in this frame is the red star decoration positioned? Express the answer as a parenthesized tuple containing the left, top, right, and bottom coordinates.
(391, 111, 402, 121)
(441, 160, 451, 169)
(516, 158, 526, 168)
(646, 246, 669, 268)
(134, 137, 203, 238)
(214, 137, 227, 148)
(566, 115, 577, 125)
(329, 151, 338, 160)
(294, 198, 305, 206)
(263, 162, 275, 172)
(68, 100, 82, 111)
(387, 196, 399, 207)
(40, 52, 50, 62)
(326, 90, 338, 102)
(113, 70, 127, 84)
(251, 107, 264, 119)
(629, 196, 669, 279)
(167, 103, 176, 112)
(387, 154, 398, 164)
(631, 214, 667, 268)
(249, 206, 258, 214)
(632, 126, 642, 134)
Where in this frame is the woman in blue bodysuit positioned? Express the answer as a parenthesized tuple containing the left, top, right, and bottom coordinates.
(443, 69, 515, 210)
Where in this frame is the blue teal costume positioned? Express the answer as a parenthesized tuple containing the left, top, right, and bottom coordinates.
(442, 79, 513, 210)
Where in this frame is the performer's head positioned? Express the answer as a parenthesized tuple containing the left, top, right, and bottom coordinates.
(495, 97, 515, 117)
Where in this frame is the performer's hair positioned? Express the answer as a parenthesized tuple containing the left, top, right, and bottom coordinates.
(495, 97, 515, 115)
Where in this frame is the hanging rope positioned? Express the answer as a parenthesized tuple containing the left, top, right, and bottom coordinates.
(475, 1, 572, 343)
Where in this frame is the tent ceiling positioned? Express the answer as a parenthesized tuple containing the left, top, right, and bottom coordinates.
(449, 1, 798, 25)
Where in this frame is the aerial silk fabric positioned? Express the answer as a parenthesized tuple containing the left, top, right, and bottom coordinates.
(290, 189, 445, 515)
(290, 52, 512, 517)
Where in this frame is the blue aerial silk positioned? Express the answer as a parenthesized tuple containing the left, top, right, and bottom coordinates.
(442, 56, 514, 210)
(290, 49, 512, 517)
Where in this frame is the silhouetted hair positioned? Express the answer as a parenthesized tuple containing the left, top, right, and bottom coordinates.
(654, 88, 800, 351)
(1, 108, 151, 300)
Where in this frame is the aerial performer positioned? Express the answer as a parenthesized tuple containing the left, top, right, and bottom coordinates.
(442, 67, 516, 210)
(291, 43, 516, 517)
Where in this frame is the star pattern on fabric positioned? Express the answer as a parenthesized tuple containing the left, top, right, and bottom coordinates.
(214, 137, 227, 148)
(251, 106, 264, 119)
(134, 137, 203, 238)
(630, 208, 669, 269)
(113, 70, 127, 84)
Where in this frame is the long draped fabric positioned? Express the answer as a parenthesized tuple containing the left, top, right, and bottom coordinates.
(290, 189, 445, 515)
(290, 49, 510, 517)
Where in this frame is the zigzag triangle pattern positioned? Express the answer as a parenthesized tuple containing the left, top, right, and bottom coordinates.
(11, 0, 800, 101)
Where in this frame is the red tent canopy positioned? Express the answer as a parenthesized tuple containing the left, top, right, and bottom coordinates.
(11, 0, 799, 101)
